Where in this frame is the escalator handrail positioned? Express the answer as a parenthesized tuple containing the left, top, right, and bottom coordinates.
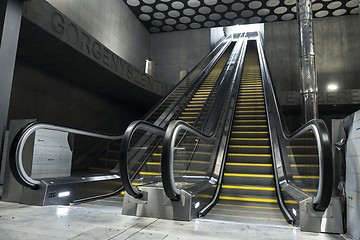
(161, 36, 247, 201)
(119, 38, 235, 198)
(256, 35, 333, 211)
(119, 120, 165, 198)
(9, 121, 123, 190)
(161, 120, 216, 200)
(143, 35, 232, 122)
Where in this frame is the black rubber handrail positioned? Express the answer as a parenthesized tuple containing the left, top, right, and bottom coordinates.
(9, 121, 123, 190)
(161, 35, 247, 201)
(119, 120, 165, 198)
(119, 37, 235, 199)
(161, 120, 216, 200)
(256, 34, 333, 212)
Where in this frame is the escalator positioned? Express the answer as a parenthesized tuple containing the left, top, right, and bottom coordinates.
(137, 46, 233, 181)
(83, 47, 234, 209)
(157, 34, 333, 231)
(204, 41, 287, 225)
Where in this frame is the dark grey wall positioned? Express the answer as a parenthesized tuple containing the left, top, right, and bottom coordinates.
(150, 28, 212, 84)
(264, 15, 360, 93)
(9, 63, 141, 133)
(45, 0, 151, 71)
(264, 15, 360, 131)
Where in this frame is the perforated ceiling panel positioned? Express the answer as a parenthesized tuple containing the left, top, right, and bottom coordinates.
(125, 0, 359, 33)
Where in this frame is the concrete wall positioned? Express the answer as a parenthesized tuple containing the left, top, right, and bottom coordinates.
(345, 111, 360, 240)
(9, 63, 140, 133)
(264, 15, 360, 93)
(45, 0, 151, 71)
(150, 28, 212, 84)
(264, 15, 360, 130)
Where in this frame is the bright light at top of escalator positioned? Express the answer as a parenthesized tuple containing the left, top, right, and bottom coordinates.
(327, 84, 338, 91)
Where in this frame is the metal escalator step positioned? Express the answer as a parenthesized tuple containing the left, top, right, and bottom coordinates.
(225, 162, 273, 174)
(220, 185, 276, 198)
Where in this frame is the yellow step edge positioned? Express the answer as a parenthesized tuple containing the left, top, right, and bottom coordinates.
(139, 171, 160, 176)
(224, 173, 273, 178)
(293, 175, 319, 179)
(226, 162, 272, 167)
(230, 137, 269, 141)
(221, 185, 275, 191)
(233, 120, 267, 122)
(229, 145, 270, 149)
(237, 106, 265, 109)
(228, 153, 271, 157)
(235, 115, 266, 117)
(236, 110, 266, 113)
(301, 188, 318, 193)
(232, 125, 268, 128)
(285, 199, 298, 204)
(288, 154, 318, 157)
(232, 131, 269, 134)
(290, 164, 319, 168)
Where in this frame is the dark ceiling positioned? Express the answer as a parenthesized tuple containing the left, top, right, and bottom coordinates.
(124, 0, 359, 33)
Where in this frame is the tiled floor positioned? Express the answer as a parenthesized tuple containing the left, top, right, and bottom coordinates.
(0, 197, 349, 240)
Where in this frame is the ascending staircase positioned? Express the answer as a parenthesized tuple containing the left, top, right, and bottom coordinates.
(206, 42, 287, 225)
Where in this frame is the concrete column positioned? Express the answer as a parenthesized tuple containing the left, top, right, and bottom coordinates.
(0, 0, 23, 164)
(297, 0, 318, 121)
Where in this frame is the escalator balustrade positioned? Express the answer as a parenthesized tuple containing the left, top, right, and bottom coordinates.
(131, 47, 233, 184)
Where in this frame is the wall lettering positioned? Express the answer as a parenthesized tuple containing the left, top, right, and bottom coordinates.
(280, 90, 360, 106)
(50, 10, 170, 96)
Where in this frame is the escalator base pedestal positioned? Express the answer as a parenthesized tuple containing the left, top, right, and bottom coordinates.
(122, 184, 194, 221)
(299, 197, 344, 233)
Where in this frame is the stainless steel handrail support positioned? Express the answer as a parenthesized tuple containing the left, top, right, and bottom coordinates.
(10, 122, 123, 189)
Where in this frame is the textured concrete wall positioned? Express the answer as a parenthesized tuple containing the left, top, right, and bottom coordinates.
(264, 15, 360, 131)
(150, 28, 211, 84)
(264, 15, 360, 93)
(45, 0, 150, 71)
(345, 111, 360, 240)
(9, 63, 141, 133)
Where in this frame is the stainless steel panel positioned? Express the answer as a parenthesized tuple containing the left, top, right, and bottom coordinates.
(299, 197, 344, 233)
(122, 184, 193, 221)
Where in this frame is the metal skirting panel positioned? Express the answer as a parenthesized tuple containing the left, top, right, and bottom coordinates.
(122, 184, 194, 221)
